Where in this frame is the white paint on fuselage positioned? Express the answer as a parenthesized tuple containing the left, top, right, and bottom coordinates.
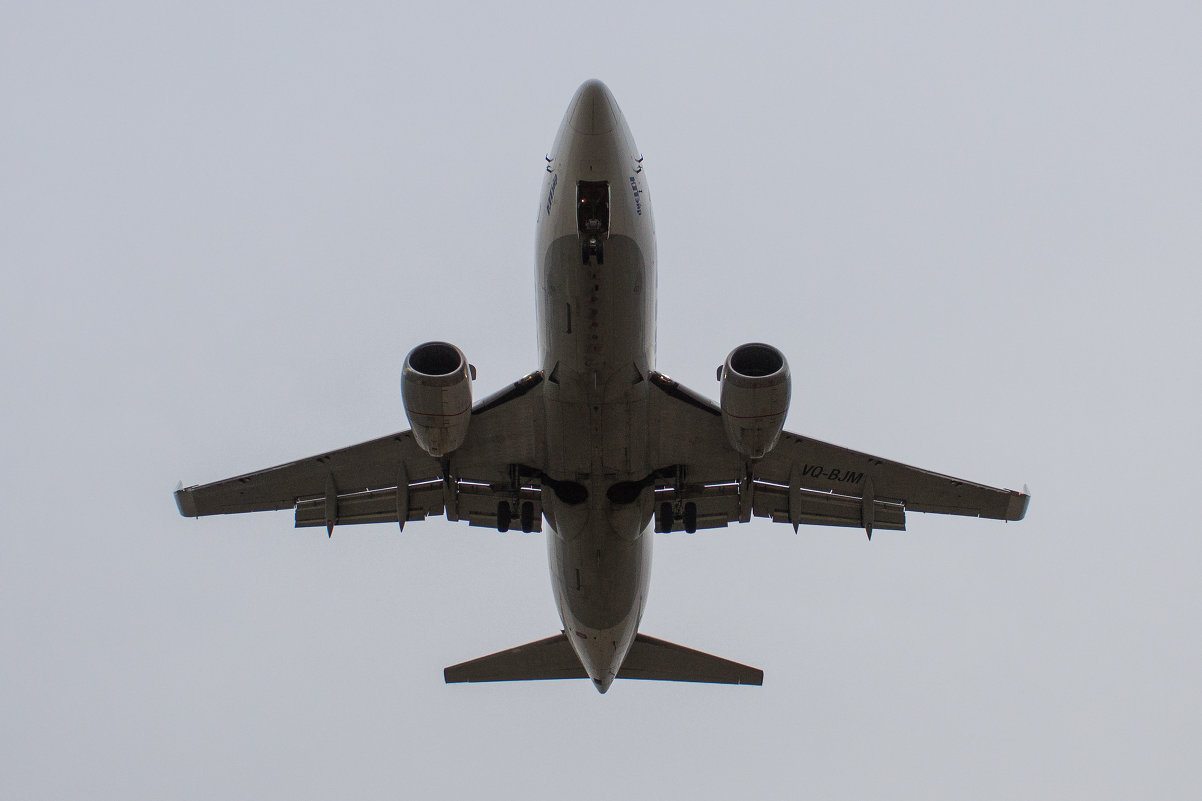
(536, 80, 657, 693)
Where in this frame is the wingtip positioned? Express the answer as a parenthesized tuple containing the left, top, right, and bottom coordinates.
(1006, 487, 1030, 521)
(174, 484, 198, 518)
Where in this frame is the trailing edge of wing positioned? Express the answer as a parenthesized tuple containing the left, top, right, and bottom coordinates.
(444, 633, 762, 686)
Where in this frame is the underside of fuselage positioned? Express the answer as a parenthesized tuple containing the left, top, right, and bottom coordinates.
(536, 79, 657, 692)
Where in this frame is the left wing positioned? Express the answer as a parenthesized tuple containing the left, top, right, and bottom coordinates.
(646, 372, 1028, 536)
(175, 372, 547, 533)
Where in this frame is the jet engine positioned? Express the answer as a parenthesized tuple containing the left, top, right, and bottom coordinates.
(718, 343, 791, 459)
(402, 341, 474, 457)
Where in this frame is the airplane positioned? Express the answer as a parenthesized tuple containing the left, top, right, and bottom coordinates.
(174, 79, 1029, 693)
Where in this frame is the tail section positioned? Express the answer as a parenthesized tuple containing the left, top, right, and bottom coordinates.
(444, 633, 762, 686)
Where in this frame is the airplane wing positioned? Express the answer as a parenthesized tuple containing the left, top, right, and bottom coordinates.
(175, 372, 548, 534)
(646, 372, 1028, 536)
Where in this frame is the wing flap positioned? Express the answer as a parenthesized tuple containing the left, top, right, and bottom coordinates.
(755, 482, 906, 531)
(650, 482, 905, 532)
(294, 480, 544, 532)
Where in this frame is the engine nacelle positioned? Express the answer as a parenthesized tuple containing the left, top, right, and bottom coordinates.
(718, 343, 791, 459)
(402, 341, 474, 457)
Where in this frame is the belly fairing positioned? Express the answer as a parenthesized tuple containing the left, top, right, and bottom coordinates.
(545, 491, 653, 633)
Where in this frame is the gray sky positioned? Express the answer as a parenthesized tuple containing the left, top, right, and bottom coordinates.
(3, 1, 1200, 798)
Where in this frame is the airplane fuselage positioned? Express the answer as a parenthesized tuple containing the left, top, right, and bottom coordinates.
(172, 79, 1029, 693)
(535, 81, 656, 692)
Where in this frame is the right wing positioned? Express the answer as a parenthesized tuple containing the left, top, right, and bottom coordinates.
(175, 372, 547, 533)
(647, 372, 1028, 535)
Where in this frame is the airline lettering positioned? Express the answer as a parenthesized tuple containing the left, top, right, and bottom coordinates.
(545, 173, 558, 215)
(629, 176, 642, 216)
(800, 464, 864, 485)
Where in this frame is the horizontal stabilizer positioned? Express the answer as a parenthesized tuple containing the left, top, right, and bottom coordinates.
(444, 634, 587, 683)
(444, 633, 762, 686)
(621, 634, 763, 685)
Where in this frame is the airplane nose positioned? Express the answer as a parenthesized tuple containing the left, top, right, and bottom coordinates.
(567, 79, 620, 135)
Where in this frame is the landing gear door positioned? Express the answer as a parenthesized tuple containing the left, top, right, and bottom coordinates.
(576, 181, 610, 238)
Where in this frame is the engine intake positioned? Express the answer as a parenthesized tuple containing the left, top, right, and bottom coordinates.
(719, 343, 791, 459)
(402, 341, 474, 457)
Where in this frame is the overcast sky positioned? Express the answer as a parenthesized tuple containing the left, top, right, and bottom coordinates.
(3, 1, 1200, 798)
